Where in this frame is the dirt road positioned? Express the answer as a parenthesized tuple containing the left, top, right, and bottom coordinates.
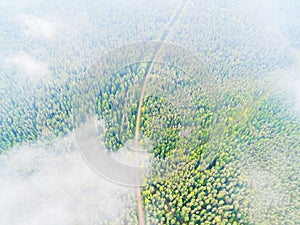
(133, 1, 189, 224)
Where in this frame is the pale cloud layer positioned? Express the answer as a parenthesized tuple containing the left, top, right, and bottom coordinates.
(0, 136, 134, 225)
(270, 48, 300, 112)
(7, 52, 49, 78)
(20, 15, 56, 40)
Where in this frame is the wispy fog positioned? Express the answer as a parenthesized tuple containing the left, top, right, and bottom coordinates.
(270, 48, 300, 114)
(0, 136, 135, 225)
(6, 52, 49, 79)
(19, 15, 56, 40)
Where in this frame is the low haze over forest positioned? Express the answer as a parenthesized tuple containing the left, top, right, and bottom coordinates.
(0, 0, 299, 224)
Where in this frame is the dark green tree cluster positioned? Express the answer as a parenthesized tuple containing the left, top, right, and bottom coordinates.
(95, 63, 144, 151)
(140, 96, 181, 158)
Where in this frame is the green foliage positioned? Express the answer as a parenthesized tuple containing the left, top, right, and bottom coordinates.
(0, 1, 299, 224)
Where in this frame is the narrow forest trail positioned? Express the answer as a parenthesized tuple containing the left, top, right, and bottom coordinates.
(133, 1, 190, 224)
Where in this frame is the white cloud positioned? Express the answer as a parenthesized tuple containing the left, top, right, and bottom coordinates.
(7, 52, 49, 78)
(269, 48, 300, 113)
(20, 15, 56, 40)
(0, 136, 134, 225)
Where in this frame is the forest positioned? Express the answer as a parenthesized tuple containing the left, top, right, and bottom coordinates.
(0, 0, 299, 225)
